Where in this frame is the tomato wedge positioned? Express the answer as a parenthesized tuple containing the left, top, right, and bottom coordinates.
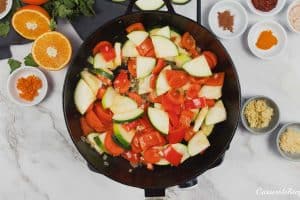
(126, 23, 145, 33)
(165, 70, 189, 88)
(122, 151, 140, 165)
(123, 120, 140, 132)
(152, 59, 166, 75)
(128, 58, 137, 77)
(179, 110, 194, 128)
(96, 87, 106, 100)
(206, 99, 216, 107)
(168, 112, 180, 128)
(203, 51, 218, 69)
(150, 75, 157, 89)
(205, 72, 225, 86)
(163, 145, 183, 166)
(94, 102, 113, 124)
(93, 41, 116, 61)
(161, 94, 182, 115)
(85, 110, 106, 132)
(186, 84, 201, 99)
(128, 92, 144, 106)
(131, 134, 142, 153)
(189, 76, 208, 85)
(168, 126, 186, 144)
(104, 132, 124, 156)
(143, 147, 162, 164)
(80, 117, 94, 136)
(189, 48, 200, 58)
(136, 38, 155, 57)
(181, 32, 196, 50)
(113, 70, 130, 94)
(184, 128, 195, 142)
(166, 89, 184, 105)
(138, 131, 166, 151)
(184, 97, 207, 109)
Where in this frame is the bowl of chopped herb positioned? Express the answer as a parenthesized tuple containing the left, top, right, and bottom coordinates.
(0, 0, 12, 20)
(241, 96, 280, 134)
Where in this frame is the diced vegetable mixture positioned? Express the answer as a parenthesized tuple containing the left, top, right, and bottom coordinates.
(74, 23, 227, 170)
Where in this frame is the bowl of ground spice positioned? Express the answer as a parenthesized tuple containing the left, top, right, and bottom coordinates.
(247, 0, 286, 17)
(7, 66, 48, 106)
(0, 0, 12, 20)
(241, 96, 280, 134)
(248, 20, 287, 59)
(209, 0, 248, 39)
(277, 123, 300, 161)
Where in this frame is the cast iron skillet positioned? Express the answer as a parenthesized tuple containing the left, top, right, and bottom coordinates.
(63, 0, 241, 198)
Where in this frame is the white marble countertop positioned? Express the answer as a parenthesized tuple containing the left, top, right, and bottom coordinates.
(1, 0, 300, 199)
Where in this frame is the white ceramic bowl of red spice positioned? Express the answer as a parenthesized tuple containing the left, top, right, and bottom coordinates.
(0, 0, 13, 20)
(7, 66, 48, 106)
(247, 0, 286, 17)
(208, 0, 248, 39)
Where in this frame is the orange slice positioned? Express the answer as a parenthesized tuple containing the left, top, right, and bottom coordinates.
(12, 5, 51, 40)
(32, 31, 72, 71)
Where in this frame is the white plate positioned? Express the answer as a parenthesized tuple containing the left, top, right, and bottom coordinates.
(0, 0, 13, 20)
(7, 67, 48, 106)
(248, 20, 287, 59)
(208, 0, 248, 39)
(247, 0, 286, 17)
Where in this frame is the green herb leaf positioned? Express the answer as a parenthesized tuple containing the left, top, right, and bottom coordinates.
(49, 18, 57, 31)
(24, 53, 38, 67)
(0, 21, 10, 38)
(8, 59, 22, 73)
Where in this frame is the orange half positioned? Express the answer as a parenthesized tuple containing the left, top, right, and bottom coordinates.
(32, 31, 72, 71)
(12, 5, 51, 40)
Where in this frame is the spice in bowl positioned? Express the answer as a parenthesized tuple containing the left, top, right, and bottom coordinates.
(244, 99, 274, 129)
(279, 128, 300, 154)
(0, 0, 7, 14)
(16, 75, 42, 102)
(218, 10, 234, 33)
(256, 30, 278, 50)
(288, 3, 300, 32)
(252, 0, 278, 12)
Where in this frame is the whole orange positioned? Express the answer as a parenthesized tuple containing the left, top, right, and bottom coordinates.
(21, 0, 49, 5)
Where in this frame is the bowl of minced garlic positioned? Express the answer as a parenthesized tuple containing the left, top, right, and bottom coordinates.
(7, 66, 48, 106)
(277, 123, 300, 161)
(242, 96, 280, 134)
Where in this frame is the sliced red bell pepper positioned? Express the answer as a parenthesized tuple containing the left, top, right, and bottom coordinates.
(181, 32, 196, 51)
(186, 84, 201, 99)
(168, 126, 186, 144)
(184, 97, 207, 109)
(128, 58, 137, 77)
(113, 70, 130, 94)
(94, 102, 113, 125)
(179, 110, 194, 128)
(152, 59, 166, 75)
(203, 51, 218, 69)
(165, 70, 189, 89)
(143, 147, 162, 164)
(166, 89, 184, 105)
(138, 131, 166, 151)
(136, 38, 155, 57)
(80, 117, 94, 136)
(163, 145, 183, 166)
(205, 72, 225, 86)
(104, 132, 124, 156)
(122, 151, 140, 165)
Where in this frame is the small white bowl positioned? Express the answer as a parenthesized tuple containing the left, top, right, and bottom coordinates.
(286, 0, 300, 34)
(247, 0, 286, 17)
(7, 66, 48, 106)
(0, 0, 13, 20)
(276, 123, 300, 161)
(208, 0, 248, 39)
(248, 20, 287, 59)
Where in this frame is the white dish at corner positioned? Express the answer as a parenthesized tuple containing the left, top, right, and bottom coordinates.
(7, 66, 48, 106)
(0, 0, 13, 20)
(208, 0, 248, 39)
(247, 0, 286, 17)
(286, 0, 300, 34)
(248, 20, 287, 59)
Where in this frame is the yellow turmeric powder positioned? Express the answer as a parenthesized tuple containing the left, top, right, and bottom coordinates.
(256, 30, 278, 50)
(17, 75, 42, 101)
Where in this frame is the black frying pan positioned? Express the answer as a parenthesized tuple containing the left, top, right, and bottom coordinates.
(63, 0, 241, 198)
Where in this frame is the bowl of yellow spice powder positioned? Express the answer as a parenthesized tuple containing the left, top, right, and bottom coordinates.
(241, 96, 280, 134)
(277, 123, 300, 161)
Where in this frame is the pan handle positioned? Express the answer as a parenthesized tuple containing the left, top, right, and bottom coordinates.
(144, 188, 165, 200)
(126, 0, 176, 14)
